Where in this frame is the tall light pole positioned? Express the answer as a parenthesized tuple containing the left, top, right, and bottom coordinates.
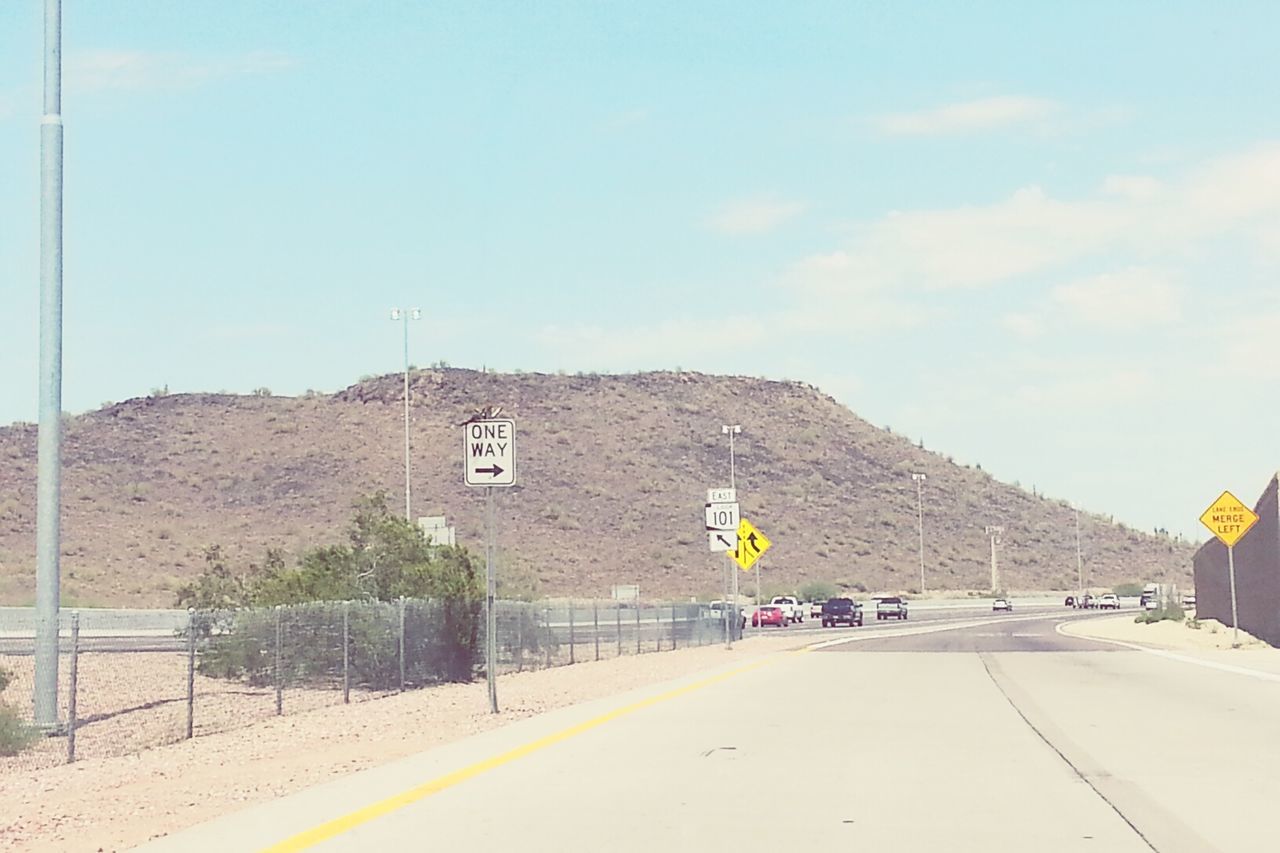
(34, 0, 65, 730)
(1074, 506, 1084, 602)
(985, 525, 1004, 593)
(911, 473, 927, 594)
(721, 424, 741, 647)
(390, 308, 420, 521)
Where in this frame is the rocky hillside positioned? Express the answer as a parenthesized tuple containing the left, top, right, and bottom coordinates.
(0, 369, 1193, 607)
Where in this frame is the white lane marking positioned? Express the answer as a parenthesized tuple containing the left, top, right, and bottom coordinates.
(1055, 620, 1280, 683)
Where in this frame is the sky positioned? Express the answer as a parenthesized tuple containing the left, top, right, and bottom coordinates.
(2, 1, 1279, 540)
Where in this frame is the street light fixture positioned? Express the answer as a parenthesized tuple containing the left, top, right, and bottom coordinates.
(720, 424, 742, 647)
(985, 525, 1005, 593)
(390, 308, 421, 521)
(911, 473, 927, 594)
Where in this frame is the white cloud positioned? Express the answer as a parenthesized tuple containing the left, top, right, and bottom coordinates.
(706, 198, 806, 235)
(67, 50, 297, 94)
(1052, 268, 1182, 331)
(874, 96, 1058, 136)
(1001, 312, 1045, 340)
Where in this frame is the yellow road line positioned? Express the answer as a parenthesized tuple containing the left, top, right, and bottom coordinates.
(262, 657, 775, 852)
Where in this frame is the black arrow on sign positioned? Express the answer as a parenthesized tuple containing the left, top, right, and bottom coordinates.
(745, 532, 761, 554)
(474, 464, 505, 476)
(715, 533, 735, 549)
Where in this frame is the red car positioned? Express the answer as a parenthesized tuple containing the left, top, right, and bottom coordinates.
(752, 605, 787, 627)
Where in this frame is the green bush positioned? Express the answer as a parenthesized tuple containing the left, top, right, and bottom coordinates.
(0, 705, 38, 756)
(1135, 603, 1185, 624)
(0, 669, 36, 757)
(1113, 582, 1145, 597)
(799, 581, 838, 602)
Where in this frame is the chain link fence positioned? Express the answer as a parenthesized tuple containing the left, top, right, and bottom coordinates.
(0, 599, 728, 772)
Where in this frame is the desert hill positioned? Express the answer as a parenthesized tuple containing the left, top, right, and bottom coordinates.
(0, 369, 1193, 607)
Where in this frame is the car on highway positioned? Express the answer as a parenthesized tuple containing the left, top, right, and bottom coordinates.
(1182, 593, 1196, 610)
(1098, 593, 1120, 610)
(707, 601, 747, 631)
(992, 598, 1012, 612)
(1064, 595, 1076, 607)
(809, 601, 825, 619)
(874, 596, 908, 621)
(769, 595, 805, 624)
(752, 605, 787, 628)
(821, 598, 863, 627)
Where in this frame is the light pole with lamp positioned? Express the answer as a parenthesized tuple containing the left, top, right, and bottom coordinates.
(389, 308, 421, 521)
(911, 473, 927, 594)
(722, 424, 741, 647)
(1074, 506, 1085, 605)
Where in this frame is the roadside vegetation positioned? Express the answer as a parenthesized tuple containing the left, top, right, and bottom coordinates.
(176, 492, 487, 686)
(0, 665, 38, 757)
(1135, 602, 1185, 624)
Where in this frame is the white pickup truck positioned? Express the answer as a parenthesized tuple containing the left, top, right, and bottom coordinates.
(769, 595, 804, 624)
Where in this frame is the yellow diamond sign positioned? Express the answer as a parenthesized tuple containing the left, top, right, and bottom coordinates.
(729, 517, 771, 571)
(1199, 490, 1259, 548)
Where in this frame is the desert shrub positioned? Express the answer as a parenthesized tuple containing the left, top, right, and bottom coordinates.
(799, 581, 838, 602)
(0, 667, 37, 757)
(1135, 603, 1185, 624)
(1113, 582, 1145, 597)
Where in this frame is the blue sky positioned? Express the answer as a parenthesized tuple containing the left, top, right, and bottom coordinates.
(3, 1, 1280, 539)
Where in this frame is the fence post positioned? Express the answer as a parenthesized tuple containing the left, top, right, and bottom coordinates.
(568, 603, 576, 665)
(186, 607, 196, 739)
(616, 605, 622, 657)
(342, 601, 350, 704)
(635, 606, 641, 654)
(516, 607, 524, 672)
(593, 600, 600, 662)
(274, 605, 283, 716)
(66, 612, 79, 764)
(672, 604, 677, 650)
(655, 607, 661, 652)
(398, 597, 406, 693)
(544, 607, 552, 668)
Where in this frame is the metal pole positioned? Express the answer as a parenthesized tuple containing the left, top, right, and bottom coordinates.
(723, 555, 731, 649)
(274, 606, 283, 716)
(732, 557, 740, 643)
(655, 607, 661, 652)
(66, 611, 78, 763)
(485, 486, 498, 712)
(186, 608, 196, 739)
(1074, 507, 1084, 602)
(914, 474, 927, 594)
(991, 534, 998, 592)
(342, 601, 350, 704)
(615, 604, 622, 657)
(635, 606, 641, 654)
(545, 607, 553, 667)
(568, 603, 575, 665)
(755, 557, 762, 636)
(593, 600, 600, 661)
(398, 596, 406, 692)
(1228, 545, 1240, 648)
(671, 603, 677, 650)
(401, 313, 411, 521)
(34, 0, 65, 731)
(516, 605, 524, 672)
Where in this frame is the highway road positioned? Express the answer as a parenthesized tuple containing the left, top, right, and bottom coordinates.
(138, 609, 1280, 852)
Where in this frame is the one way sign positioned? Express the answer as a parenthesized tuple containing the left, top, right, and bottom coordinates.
(464, 419, 516, 487)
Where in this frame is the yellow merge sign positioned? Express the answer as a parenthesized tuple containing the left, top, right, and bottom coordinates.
(729, 517, 772, 571)
(1199, 490, 1259, 547)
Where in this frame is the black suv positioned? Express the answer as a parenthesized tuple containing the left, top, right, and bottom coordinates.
(821, 598, 863, 628)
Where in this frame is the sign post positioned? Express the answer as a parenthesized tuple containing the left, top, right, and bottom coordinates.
(465, 418, 516, 713)
(1199, 490, 1259, 648)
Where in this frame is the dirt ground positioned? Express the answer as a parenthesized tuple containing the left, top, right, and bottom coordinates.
(0, 632, 810, 853)
(1063, 613, 1274, 652)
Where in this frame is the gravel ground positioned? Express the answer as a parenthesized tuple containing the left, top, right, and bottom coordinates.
(0, 632, 811, 853)
(1063, 613, 1273, 651)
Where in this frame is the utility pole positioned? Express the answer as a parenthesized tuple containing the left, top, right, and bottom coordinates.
(34, 0, 65, 730)
(985, 526, 1004, 593)
(911, 473, 927, 594)
(389, 308, 420, 520)
(1074, 506, 1084, 602)
(722, 424, 741, 648)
